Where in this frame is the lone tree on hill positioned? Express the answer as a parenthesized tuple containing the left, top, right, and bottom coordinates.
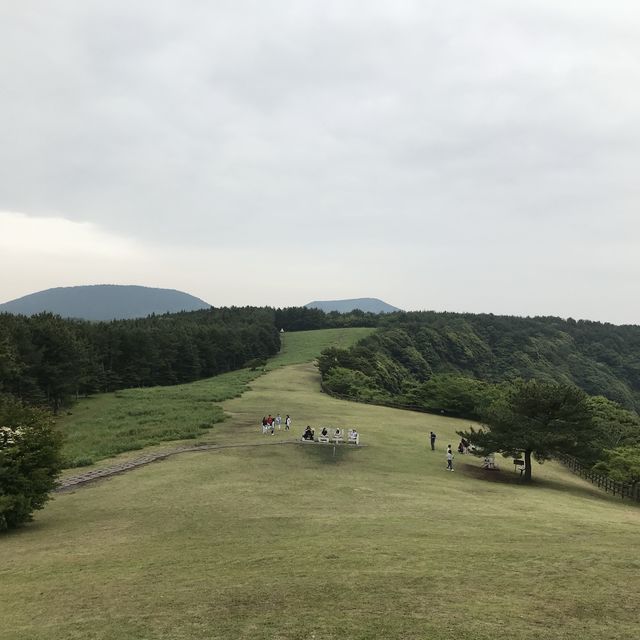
(458, 379, 594, 482)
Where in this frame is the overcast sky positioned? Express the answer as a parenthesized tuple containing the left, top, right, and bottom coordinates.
(1, 1, 639, 323)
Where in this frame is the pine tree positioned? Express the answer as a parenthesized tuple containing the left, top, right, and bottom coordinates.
(458, 379, 594, 482)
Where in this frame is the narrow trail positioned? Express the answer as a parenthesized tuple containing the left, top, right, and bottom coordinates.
(55, 440, 301, 493)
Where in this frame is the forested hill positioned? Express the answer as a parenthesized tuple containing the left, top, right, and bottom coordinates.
(318, 311, 640, 412)
(4, 302, 640, 416)
(0, 307, 280, 411)
(0, 285, 211, 320)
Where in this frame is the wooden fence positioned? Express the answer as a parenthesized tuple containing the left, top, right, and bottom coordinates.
(555, 453, 639, 502)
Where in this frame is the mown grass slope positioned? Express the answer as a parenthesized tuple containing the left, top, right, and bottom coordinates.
(2, 355, 639, 639)
(58, 328, 374, 466)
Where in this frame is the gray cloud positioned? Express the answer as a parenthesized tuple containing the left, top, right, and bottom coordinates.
(1, 1, 639, 322)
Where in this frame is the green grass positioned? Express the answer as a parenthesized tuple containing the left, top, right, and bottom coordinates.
(58, 373, 246, 466)
(58, 328, 373, 466)
(3, 362, 639, 639)
(267, 327, 375, 368)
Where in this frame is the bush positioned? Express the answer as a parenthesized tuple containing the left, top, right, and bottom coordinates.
(245, 358, 267, 371)
(593, 446, 640, 486)
(323, 367, 378, 399)
(66, 456, 94, 468)
(0, 394, 63, 531)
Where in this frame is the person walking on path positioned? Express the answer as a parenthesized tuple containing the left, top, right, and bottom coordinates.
(430, 431, 436, 451)
(446, 446, 454, 471)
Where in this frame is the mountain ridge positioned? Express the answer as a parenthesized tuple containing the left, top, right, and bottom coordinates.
(0, 285, 211, 321)
(305, 297, 401, 314)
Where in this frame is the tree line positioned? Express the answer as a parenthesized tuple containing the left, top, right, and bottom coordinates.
(0, 307, 281, 412)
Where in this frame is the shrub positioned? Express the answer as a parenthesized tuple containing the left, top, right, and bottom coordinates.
(0, 394, 63, 531)
(245, 358, 267, 371)
(66, 456, 94, 468)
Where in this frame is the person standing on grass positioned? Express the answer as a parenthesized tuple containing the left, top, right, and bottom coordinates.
(285, 415, 291, 431)
(276, 414, 282, 429)
(446, 446, 454, 471)
(430, 431, 436, 451)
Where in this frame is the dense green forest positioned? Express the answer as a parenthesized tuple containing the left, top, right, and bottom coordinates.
(0, 304, 378, 413)
(274, 306, 380, 331)
(0, 308, 280, 411)
(318, 311, 640, 413)
(4, 306, 640, 416)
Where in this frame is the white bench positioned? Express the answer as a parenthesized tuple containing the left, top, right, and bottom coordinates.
(307, 429, 361, 445)
(482, 454, 497, 469)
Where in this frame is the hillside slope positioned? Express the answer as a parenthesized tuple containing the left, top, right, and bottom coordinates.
(3, 358, 638, 640)
(0, 284, 211, 320)
(320, 311, 640, 411)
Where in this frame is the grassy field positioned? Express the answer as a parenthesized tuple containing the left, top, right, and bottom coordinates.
(2, 328, 639, 639)
(58, 328, 374, 466)
(267, 327, 374, 369)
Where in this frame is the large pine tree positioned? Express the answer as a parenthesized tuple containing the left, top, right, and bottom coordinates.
(459, 380, 594, 482)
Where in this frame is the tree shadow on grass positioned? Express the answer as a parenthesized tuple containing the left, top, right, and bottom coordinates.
(458, 459, 629, 505)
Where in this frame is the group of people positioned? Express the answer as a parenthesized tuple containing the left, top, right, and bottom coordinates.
(429, 431, 471, 470)
(457, 437, 471, 454)
(261, 414, 291, 435)
(302, 426, 358, 442)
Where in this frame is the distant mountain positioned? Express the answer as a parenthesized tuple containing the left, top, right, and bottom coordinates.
(0, 285, 211, 321)
(305, 298, 401, 314)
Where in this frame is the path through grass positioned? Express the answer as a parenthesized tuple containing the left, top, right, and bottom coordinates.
(58, 328, 374, 466)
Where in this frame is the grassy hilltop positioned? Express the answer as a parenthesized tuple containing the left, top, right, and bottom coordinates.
(1, 328, 638, 640)
(59, 328, 375, 466)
